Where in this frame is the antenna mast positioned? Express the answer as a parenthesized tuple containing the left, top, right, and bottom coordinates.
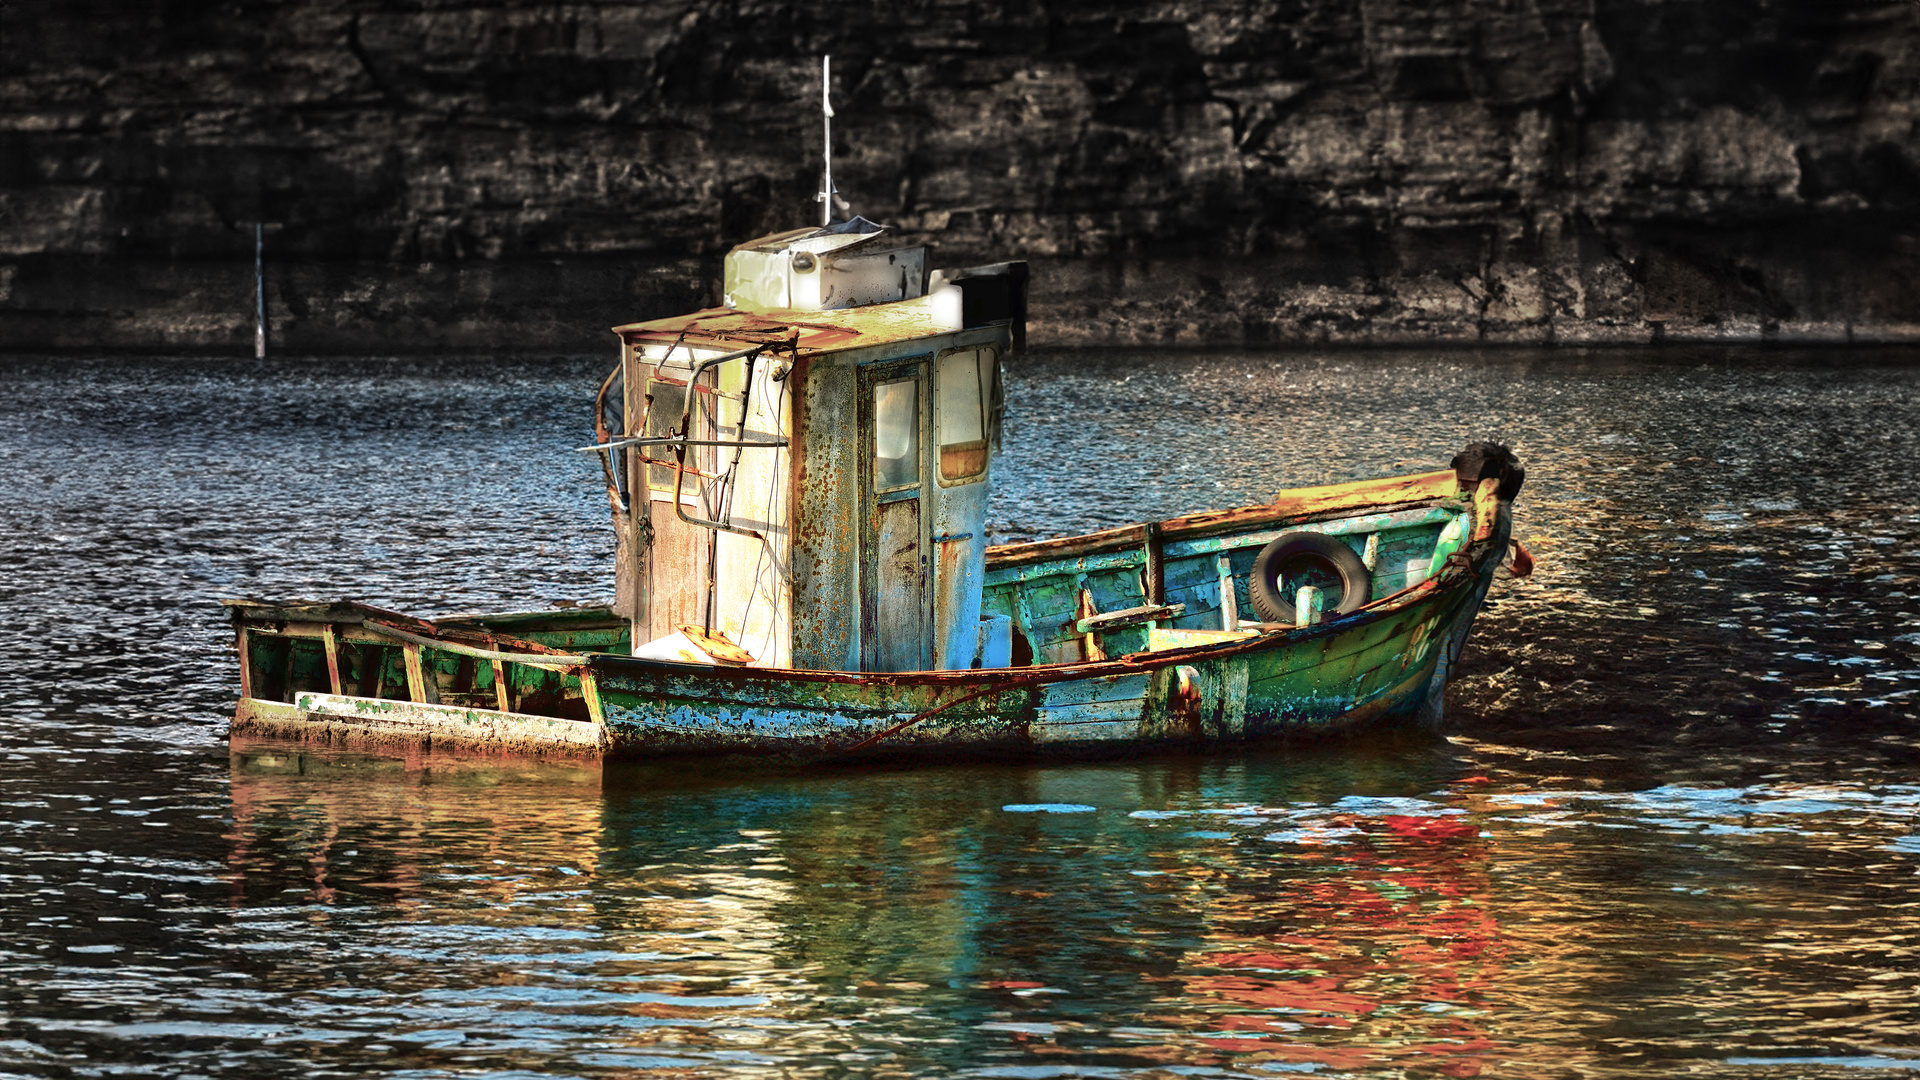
(817, 55, 849, 226)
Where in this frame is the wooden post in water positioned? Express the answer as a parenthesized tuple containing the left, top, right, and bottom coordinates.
(253, 223, 266, 359)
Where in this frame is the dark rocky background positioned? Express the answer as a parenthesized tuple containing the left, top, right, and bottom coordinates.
(2, 0, 1917, 354)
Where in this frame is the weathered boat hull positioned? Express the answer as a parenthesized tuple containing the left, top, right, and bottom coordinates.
(224, 467, 1515, 763)
(584, 570, 1482, 757)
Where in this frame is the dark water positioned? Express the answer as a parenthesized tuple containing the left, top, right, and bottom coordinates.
(2, 347, 1918, 1078)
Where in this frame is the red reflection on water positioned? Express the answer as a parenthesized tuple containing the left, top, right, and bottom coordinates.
(1177, 810, 1509, 1075)
(1381, 814, 1480, 841)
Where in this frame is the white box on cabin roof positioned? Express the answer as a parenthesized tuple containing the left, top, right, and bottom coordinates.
(723, 221, 928, 313)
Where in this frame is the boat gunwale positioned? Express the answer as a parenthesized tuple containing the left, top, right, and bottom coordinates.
(983, 468, 1464, 569)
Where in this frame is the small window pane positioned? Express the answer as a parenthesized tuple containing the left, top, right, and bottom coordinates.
(937, 349, 988, 482)
(873, 378, 919, 490)
(645, 378, 688, 493)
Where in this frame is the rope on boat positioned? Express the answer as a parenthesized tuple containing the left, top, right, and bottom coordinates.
(358, 619, 591, 669)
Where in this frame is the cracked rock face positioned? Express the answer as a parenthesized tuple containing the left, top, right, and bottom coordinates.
(1, 0, 1915, 352)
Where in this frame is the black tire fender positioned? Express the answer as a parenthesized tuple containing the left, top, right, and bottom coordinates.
(1246, 532, 1372, 624)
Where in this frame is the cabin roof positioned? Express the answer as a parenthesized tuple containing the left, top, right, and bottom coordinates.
(612, 300, 956, 358)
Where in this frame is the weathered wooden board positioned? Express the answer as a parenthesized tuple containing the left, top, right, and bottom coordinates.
(231, 694, 607, 756)
(1031, 672, 1149, 742)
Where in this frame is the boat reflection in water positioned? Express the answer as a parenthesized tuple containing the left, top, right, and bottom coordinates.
(220, 742, 1920, 1076)
(225, 739, 606, 912)
(1168, 804, 1507, 1075)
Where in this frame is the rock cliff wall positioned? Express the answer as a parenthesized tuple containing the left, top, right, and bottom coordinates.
(2, 0, 1916, 353)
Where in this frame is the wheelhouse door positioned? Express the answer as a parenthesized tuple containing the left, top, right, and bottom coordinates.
(859, 357, 932, 672)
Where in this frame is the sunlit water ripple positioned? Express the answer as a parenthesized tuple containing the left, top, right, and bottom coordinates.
(1, 347, 1917, 1078)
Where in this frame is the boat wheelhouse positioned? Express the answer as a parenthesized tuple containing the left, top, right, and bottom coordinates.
(595, 216, 1028, 677)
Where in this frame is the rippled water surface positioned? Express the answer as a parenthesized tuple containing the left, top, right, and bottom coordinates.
(2, 347, 1919, 1078)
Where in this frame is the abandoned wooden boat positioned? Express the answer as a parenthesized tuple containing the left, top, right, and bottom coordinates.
(227, 59, 1526, 760)
(224, 217, 1529, 760)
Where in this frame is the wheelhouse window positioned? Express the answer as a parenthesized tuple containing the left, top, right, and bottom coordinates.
(643, 375, 690, 495)
(872, 378, 920, 492)
(935, 347, 993, 485)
